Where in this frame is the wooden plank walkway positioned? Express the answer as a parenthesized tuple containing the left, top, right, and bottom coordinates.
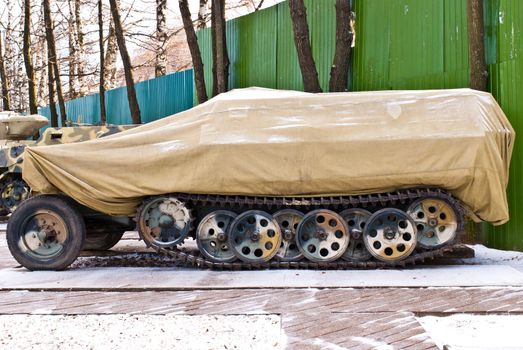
(1, 229, 522, 349)
(1, 288, 522, 349)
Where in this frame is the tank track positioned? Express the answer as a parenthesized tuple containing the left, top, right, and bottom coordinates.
(136, 188, 466, 270)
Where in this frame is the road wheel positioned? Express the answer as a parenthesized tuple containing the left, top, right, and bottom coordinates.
(6, 195, 85, 270)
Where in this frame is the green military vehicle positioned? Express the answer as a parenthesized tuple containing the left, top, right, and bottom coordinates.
(0, 112, 136, 250)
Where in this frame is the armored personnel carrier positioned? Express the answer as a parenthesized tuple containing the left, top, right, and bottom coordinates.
(0, 112, 48, 215)
(0, 114, 135, 215)
(5, 88, 515, 270)
(0, 112, 137, 251)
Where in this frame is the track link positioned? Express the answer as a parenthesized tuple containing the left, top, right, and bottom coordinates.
(136, 188, 466, 270)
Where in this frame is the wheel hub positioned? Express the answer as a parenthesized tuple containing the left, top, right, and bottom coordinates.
(20, 210, 68, 259)
(384, 227, 395, 240)
(273, 209, 304, 262)
(339, 208, 372, 262)
(250, 231, 261, 241)
(316, 230, 328, 240)
(37, 230, 48, 241)
(158, 214, 174, 228)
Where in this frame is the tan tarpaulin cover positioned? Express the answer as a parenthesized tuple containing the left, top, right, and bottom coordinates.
(23, 88, 514, 224)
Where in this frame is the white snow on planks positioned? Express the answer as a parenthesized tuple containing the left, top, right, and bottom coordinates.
(418, 314, 523, 350)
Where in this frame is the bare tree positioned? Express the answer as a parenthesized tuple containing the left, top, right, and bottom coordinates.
(74, 0, 87, 96)
(211, 0, 229, 95)
(155, 0, 167, 77)
(197, 0, 209, 29)
(179, 0, 208, 104)
(67, 0, 78, 99)
(245, 0, 264, 11)
(104, 20, 119, 89)
(23, 0, 38, 114)
(2, 0, 21, 110)
(0, 34, 11, 111)
(289, 0, 321, 93)
(329, 0, 352, 92)
(47, 60, 58, 126)
(210, 1, 218, 97)
(98, 0, 107, 124)
(467, 0, 487, 91)
(43, 0, 67, 125)
(109, 0, 141, 124)
(36, 5, 49, 107)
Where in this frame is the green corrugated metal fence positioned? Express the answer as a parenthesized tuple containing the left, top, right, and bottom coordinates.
(196, 0, 339, 97)
(483, 0, 523, 250)
(39, 69, 194, 125)
(352, 0, 469, 91)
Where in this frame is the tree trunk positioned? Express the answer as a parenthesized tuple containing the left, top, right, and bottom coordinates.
(3, 0, 15, 111)
(0, 35, 11, 111)
(467, 0, 487, 91)
(155, 0, 167, 77)
(67, 0, 78, 99)
(23, 0, 38, 114)
(179, 0, 208, 104)
(47, 60, 58, 127)
(212, 0, 229, 95)
(74, 0, 86, 96)
(43, 0, 67, 126)
(109, 0, 141, 124)
(98, 0, 107, 125)
(220, 0, 229, 92)
(289, 0, 322, 93)
(197, 0, 208, 29)
(211, 2, 218, 97)
(255, 0, 265, 11)
(104, 21, 118, 89)
(329, 0, 352, 92)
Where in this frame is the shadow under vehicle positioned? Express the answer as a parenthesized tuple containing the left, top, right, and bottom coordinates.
(3, 88, 516, 271)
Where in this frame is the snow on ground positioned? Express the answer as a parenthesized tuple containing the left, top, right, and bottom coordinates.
(0, 314, 281, 350)
(461, 244, 523, 273)
(418, 314, 523, 350)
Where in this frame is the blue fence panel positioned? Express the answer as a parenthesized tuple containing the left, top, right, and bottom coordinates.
(38, 69, 195, 125)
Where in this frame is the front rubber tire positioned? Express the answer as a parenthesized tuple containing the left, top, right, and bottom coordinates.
(6, 195, 86, 271)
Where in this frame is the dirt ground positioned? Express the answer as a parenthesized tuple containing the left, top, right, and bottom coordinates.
(1, 225, 523, 349)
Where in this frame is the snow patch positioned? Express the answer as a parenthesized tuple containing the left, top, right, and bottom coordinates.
(351, 336, 393, 350)
(462, 244, 523, 273)
(418, 314, 523, 350)
(0, 314, 281, 350)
